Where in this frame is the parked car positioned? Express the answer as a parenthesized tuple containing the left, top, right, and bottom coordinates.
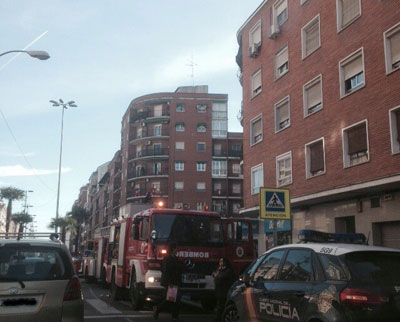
(0, 234, 84, 322)
(223, 230, 400, 322)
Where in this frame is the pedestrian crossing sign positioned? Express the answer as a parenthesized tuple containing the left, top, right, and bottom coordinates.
(260, 188, 291, 220)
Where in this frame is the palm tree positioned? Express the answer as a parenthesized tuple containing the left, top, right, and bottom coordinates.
(11, 212, 33, 234)
(0, 187, 25, 237)
(48, 216, 76, 242)
(67, 205, 90, 254)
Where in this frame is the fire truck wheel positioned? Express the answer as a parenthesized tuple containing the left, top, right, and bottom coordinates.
(130, 270, 144, 310)
(111, 270, 122, 301)
(201, 297, 216, 312)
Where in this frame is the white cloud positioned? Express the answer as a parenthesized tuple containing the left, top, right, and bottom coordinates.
(0, 165, 71, 177)
(0, 148, 35, 158)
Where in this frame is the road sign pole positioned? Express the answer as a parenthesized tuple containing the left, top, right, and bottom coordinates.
(258, 219, 267, 256)
(273, 220, 278, 247)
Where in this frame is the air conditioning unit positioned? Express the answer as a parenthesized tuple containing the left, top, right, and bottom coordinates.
(248, 42, 261, 58)
(146, 140, 152, 145)
(384, 194, 394, 201)
(269, 24, 280, 39)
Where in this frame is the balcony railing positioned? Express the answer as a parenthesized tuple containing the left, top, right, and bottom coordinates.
(129, 129, 170, 141)
(229, 150, 243, 157)
(128, 168, 169, 179)
(130, 111, 149, 123)
(140, 148, 169, 157)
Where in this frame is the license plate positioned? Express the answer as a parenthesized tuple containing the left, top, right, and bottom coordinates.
(1, 297, 37, 306)
(182, 274, 204, 283)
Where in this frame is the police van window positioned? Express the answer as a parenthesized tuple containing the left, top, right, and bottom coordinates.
(318, 254, 347, 281)
(279, 250, 313, 282)
(253, 250, 285, 281)
(139, 217, 149, 241)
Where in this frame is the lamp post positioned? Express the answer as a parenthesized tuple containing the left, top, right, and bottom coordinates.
(0, 50, 50, 60)
(50, 99, 77, 233)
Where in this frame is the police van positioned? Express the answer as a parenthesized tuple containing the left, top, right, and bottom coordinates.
(223, 230, 400, 322)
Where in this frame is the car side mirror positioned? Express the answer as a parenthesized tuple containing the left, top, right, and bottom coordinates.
(239, 272, 251, 286)
(150, 230, 157, 242)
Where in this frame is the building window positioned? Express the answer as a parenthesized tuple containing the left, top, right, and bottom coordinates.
(197, 142, 206, 152)
(306, 138, 325, 178)
(196, 104, 207, 113)
(232, 183, 241, 194)
(304, 75, 323, 117)
(175, 161, 184, 171)
(197, 202, 207, 211)
(175, 181, 184, 191)
(136, 146, 142, 158)
(389, 106, 400, 154)
(212, 120, 228, 138)
(275, 45, 289, 79)
(342, 121, 369, 167)
(232, 203, 241, 214)
(302, 15, 320, 59)
(174, 202, 183, 209)
(175, 141, 184, 151)
(336, 0, 361, 32)
(154, 104, 162, 117)
(232, 144, 241, 152)
(339, 48, 365, 97)
(176, 103, 185, 112)
(232, 163, 240, 174)
(197, 123, 206, 132)
(196, 161, 206, 172)
(212, 160, 227, 177)
(153, 143, 161, 155)
(249, 20, 262, 57)
(276, 152, 292, 187)
(251, 68, 262, 98)
(153, 124, 162, 136)
(251, 164, 263, 195)
(137, 127, 143, 139)
(152, 182, 160, 194)
(214, 183, 222, 194)
(212, 102, 228, 119)
(273, 0, 288, 26)
(213, 143, 222, 156)
(275, 96, 290, 132)
(152, 162, 161, 175)
(250, 114, 263, 145)
(136, 165, 145, 177)
(197, 182, 206, 191)
(384, 23, 400, 74)
(175, 122, 185, 132)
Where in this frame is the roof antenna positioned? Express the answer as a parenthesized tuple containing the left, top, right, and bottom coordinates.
(186, 52, 197, 86)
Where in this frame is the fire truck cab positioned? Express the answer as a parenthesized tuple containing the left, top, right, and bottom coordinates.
(105, 208, 254, 310)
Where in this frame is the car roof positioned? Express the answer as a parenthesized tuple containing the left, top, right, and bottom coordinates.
(265, 242, 400, 256)
(0, 239, 63, 248)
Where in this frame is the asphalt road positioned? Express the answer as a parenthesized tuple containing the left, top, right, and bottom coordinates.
(82, 280, 216, 322)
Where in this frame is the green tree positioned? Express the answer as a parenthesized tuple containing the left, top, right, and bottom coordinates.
(67, 205, 90, 254)
(11, 212, 33, 234)
(48, 216, 76, 242)
(0, 187, 25, 237)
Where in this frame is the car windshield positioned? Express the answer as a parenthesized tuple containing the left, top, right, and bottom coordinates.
(343, 251, 400, 284)
(152, 213, 223, 244)
(0, 245, 73, 282)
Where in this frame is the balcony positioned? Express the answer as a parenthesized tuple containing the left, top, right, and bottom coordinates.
(128, 168, 169, 180)
(140, 148, 169, 158)
(228, 150, 243, 158)
(129, 129, 170, 142)
(130, 111, 149, 123)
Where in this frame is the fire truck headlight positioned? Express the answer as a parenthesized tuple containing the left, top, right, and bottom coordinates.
(148, 276, 155, 283)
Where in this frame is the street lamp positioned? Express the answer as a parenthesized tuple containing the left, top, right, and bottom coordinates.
(50, 99, 77, 233)
(0, 50, 50, 60)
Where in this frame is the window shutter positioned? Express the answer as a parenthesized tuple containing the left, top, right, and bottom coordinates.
(253, 71, 262, 90)
(343, 55, 362, 80)
(342, 0, 360, 27)
(276, 47, 288, 68)
(278, 102, 289, 123)
(252, 25, 262, 45)
(396, 110, 400, 143)
(306, 80, 321, 109)
(306, 21, 319, 55)
(390, 32, 400, 65)
(347, 124, 367, 154)
(253, 119, 262, 137)
(310, 141, 324, 173)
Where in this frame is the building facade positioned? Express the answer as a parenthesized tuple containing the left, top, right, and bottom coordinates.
(237, 0, 400, 249)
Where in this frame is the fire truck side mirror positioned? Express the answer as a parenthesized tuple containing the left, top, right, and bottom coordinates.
(150, 230, 157, 242)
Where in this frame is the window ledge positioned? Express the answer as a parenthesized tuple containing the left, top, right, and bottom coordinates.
(340, 83, 365, 99)
(275, 124, 291, 134)
(343, 158, 370, 169)
(306, 170, 326, 180)
(251, 90, 262, 100)
(386, 66, 400, 76)
(304, 105, 323, 119)
(275, 70, 289, 82)
(250, 139, 263, 147)
(337, 14, 362, 34)
(277, 181, 292, 188)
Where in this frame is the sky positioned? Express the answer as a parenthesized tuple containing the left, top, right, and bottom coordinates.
(0, 0, 261, 232)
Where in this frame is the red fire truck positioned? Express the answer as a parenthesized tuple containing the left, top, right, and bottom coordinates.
(105, 207, 254, 310)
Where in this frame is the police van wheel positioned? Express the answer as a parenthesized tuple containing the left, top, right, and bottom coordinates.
(111, 270, 122, 301)
(222, 304, 239, 322)
(130, 270, 144, 310)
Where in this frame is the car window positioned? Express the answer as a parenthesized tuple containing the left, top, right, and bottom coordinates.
(253, 250, 285, 281)
(318, 253, 347, 281)
(279, 249, 313, 282)
(0, 245, 73, 281)
(343, 251, 400, 284)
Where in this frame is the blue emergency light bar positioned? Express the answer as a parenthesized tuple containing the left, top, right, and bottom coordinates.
(298, 229, 367, 245)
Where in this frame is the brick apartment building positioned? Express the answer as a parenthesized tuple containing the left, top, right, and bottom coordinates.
(237, 0, 400, 250)
(77, 85, 244, 244)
